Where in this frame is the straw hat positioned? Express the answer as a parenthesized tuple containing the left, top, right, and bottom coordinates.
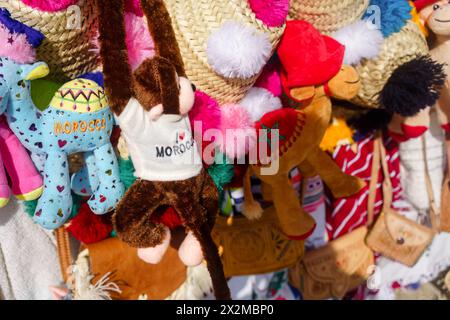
(2, 0, 99, 82)
(352, 21, 428, 109)
(288, 0, 370, 34)
(164, 0, 285, 104)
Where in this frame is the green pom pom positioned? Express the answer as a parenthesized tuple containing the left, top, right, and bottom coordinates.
(119, 157, 136, 190)
(207, 152, 235, 193)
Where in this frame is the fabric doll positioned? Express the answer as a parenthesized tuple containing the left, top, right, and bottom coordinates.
(388, 0, 450, 140)
(0, 9, 124, 229)
(96, 0, 230, 299)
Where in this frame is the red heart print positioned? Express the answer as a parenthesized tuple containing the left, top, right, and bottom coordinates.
(99, 195, 106, 203)
(58, 140, 67, 148)
(57, 185, 65, 193)
(179, 132, 185, 141)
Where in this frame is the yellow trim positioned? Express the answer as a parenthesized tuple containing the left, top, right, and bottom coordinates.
(15, 186, 44, 201)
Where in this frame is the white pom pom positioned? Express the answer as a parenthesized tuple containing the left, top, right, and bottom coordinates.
(333, 20, 384, 65)
(240, 87, 282, 122)
(207, 21, 272, 79)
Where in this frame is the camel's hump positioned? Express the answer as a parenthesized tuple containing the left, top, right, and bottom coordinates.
(49, 79, 108, 113)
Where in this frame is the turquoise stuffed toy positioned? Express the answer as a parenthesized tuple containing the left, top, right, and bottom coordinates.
(0, 10, 124, 229)
(0, 57, 125, 229)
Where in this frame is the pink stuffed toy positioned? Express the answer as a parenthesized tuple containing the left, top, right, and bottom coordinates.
(0, 116, 43, 207)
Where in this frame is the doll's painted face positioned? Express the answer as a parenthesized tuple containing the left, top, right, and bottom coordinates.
(421, 1, 450, 36)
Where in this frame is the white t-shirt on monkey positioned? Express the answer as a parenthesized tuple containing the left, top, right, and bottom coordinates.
(117, 78, 203, 182)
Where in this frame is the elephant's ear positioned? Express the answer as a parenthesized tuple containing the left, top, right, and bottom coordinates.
(21, 62, 49, 81)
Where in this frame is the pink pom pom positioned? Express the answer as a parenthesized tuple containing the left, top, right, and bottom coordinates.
(254, 60, 282, 96)
(91, 13, 154, 71)
(0, 26, 36, 64)
(219, 104, 257, 159)
(248, 0, 289, 27)
(189, 91, 221, 135)
(21, 0, 78, 11)
(124, 12, 155, 70)
(124, 0, 144, 17)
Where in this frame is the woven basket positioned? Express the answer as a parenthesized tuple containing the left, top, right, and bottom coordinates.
(3, 0, 99, 82)
(288, 0, 370, 34)
(352, 21, 429, 109)
(165, 0, 285, 104)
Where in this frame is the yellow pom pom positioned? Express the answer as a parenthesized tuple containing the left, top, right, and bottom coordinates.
(320, 118, 354, 153)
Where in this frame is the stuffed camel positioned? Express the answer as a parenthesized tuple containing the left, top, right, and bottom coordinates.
(388, 0, 449, 141)
(96, 0, 230, 299)
(0, 10, 124, 229)
(243, 21, 365, 240)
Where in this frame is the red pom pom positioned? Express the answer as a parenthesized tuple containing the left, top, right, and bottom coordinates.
(66, 203, 113, 244)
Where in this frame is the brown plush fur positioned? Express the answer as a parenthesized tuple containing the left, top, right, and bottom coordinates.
(97, 0, 230, 299)
(246, 66, 366, 239)
(96, 0, 133, 114)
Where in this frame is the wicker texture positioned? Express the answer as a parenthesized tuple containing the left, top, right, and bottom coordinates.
(3, 0, 99, 82)
(288, 0, 370, 34)
(164, 0, 285, 104)
(352, 21, 428, 109)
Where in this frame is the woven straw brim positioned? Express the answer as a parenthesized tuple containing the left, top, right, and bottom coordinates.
(288, 0, 370, 35)
(351, 21, 429, 109)
(3, 0, 99, 82)
(165, 0, 285, 104)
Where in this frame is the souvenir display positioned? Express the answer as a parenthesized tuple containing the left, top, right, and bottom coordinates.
(2, 0, 450, 302)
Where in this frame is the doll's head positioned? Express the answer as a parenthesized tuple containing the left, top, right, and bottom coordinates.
(418, 0, 450, 36)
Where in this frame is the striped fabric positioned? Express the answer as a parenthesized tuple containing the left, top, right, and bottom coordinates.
(326, 133, 403, 240)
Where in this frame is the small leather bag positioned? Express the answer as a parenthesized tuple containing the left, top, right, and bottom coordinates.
(440, 139, 450, 233)
(288, 136, 385, 300)
(366, 136, 438, 267)
(212, 206, 305, 277)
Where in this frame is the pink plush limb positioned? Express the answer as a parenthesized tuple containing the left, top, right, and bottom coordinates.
(0, 119, 42, 197)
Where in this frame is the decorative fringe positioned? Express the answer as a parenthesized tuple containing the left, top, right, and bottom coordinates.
(70, 250, 122, 300)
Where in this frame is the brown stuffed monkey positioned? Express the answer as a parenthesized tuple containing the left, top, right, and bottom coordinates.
(96, 0, 230, 300)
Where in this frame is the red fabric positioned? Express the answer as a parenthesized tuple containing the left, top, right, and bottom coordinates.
(66, 203, 113, 244)
(255, 108, 301, 162)
(277, 20, 345, 99)
(413, 0, 438, 11)
(150, 206, 183, 229)
(326, 134, 403, 240)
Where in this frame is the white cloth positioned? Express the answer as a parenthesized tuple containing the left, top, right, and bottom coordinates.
(399, 110, 446, 212)
(0, 199, 62, 300)
(117, 98, 202, 181)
